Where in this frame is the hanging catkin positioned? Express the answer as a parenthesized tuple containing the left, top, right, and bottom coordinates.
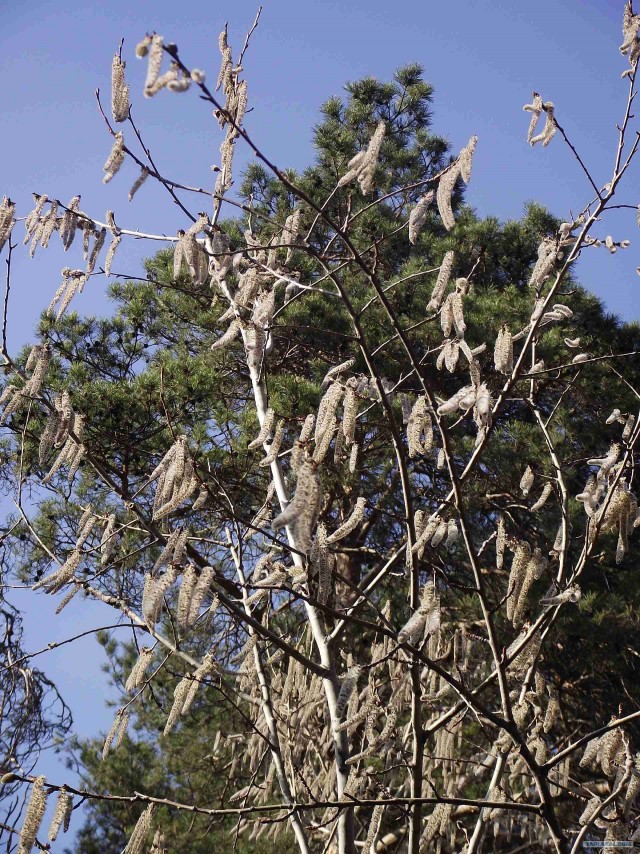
(494, 324, 513, 374)
(272, 461, 320, 548)
(47, 788, 73, 842)
(436, 163, 460, 231)
(103, 133, 125, 184)
(531, 482, 553, 511)
(337, 122, 386, 195)
(336, 666, 361, 719)
(128, 166, 149, 201)
(260, 419, 284, 466)
(125, 647, 154, 692)
(408, 189, 435, 244)
(326, 497, 366, 544)
(122, 804, 156, 854)
(520, 465, 535, 496)
(18, 775, 48, 854)
(523, 92, 543, 143)
(407, 396, 433, 457)
(427, 251, 454, 312)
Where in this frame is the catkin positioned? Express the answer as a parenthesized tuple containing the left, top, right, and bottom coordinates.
(0, 196, 16, 251)
(103, 133, 125, 184)
(260, 419, 284, 466)
(177, 564, 198, 632)
(494, 324, 513, 374)
(143, 34, 164, 95)
(123, 804, 156, 854)
(364, 804, 384, 853)
(459, 135, 478, 183)
(336, 666, 361, 719)
(322, 358, 355, 389)
(342, 378, 358, 445)
(48, 788, 73, 842)
(128, 166, 149, 201)
(125, 646, 154, 692)
(579, 795, 602, 825)
(312, 523, 332, 605)
(409, 189, 435, 243)
(111, 55, 130, 122)
(531, 482, 553, 511)
(506, 541, 531, 622)
(520, 465, 535, 496)
(407, 395, 433, 457)
(272, 461, 321, 553)
(326, 497, 366, 544)
(623, 413, 636, 441)
(427, 251, 454, 312)
(436, 163, 459, 231)
(18, 775, 47, 854)
(102, 708, 127, 759)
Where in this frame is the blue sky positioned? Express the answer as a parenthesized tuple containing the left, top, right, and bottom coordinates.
(1, 0, 639, 843)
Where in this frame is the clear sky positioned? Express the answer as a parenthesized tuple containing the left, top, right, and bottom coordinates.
(0, 0, 638, 843)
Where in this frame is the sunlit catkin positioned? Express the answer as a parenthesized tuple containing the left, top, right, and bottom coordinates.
(531, 482, 553, 511)
(124, 646, 154, 696)
(0, 196, 16, 251)
(427, 250, 454, 312)
(102, 133, 125, 184)
(409, 189, 435, 244)
(123, 804, 155, 854)
(111, 55, 130, 123)
(48, 788, 73, 842)
(520, 465, 535, 496)
(436, 163, 459, 231)
(494, 324, 513, 374)
(18, 775, 47, 854)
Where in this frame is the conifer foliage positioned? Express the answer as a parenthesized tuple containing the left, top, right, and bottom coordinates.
(3, 6, 640, 853)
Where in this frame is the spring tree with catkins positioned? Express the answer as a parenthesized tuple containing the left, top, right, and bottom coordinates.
(2, 6, 640, 854)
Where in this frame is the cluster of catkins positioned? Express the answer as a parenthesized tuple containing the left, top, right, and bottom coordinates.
(578, 722, 640, 843)
(575, 418, 640, 561)
(16, 775, 73, 853)
(408, 136, 477, 239)
(146, 434, 199, 520)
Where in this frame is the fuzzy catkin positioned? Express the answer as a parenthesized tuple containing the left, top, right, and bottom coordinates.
(125, 647, 154, 692)
(520, 465, 535, 496)
(494, 324, 513, 374)
(427, 250, 454, 312)
(409, 189, 435, 244)
(123, 804, 156, 854)
(103, 708, 127, 759)
(48, 789, 73, 842)
(128, 166, 149, 201)
(260, 419, 284, 466)
(531, 482, 553, 511)
(459, 135, 478, 183)
(336, 666, 361, 719)
(436, 163, 460, 231)
(326, 497, 366, 544)
(18, 775, 47, 854)
(0, 196, 16, 251)
(103, 133, 125, 184)
(364, 804, 384, 853)
(111, 55, 130, 122)
(143, 34, 164, 95)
